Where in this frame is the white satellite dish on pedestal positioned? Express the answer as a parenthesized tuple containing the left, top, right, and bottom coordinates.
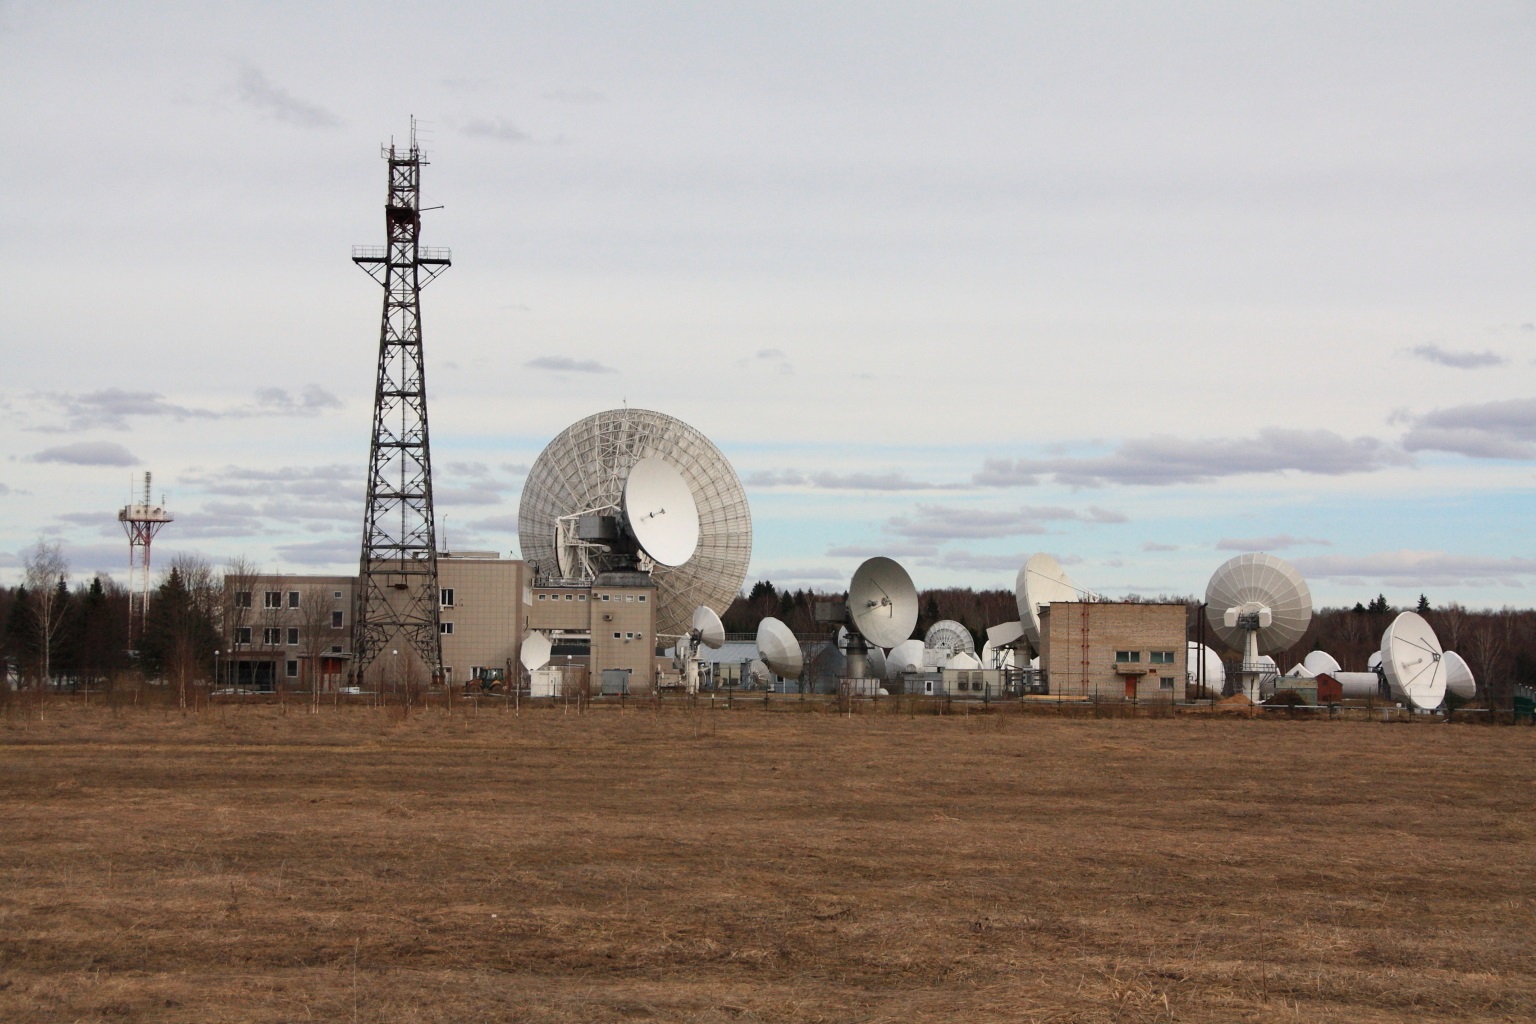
(520, 631, 552, 672)
(844, 557, 919, 680)
(1016, 554, 1081, 652)
(1205, 552, 1313, 703)
(676, 605, 725, 693)
(756, 616, 803, 680)
(1302, 650, 1342, 676)
(1380, 611, 1446, 710)
(1443, 650, 1476, 701)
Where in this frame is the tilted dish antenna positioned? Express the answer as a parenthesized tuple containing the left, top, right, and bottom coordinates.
(980, 638, 1015, 671)
(623, 457, 701, 568)
(1186, 642, 1226, 697)
(1205, 552, 1312, 702)
(844, 557, 919, 679)
(520, 631, 552, 673)
(1442, 650, 1476, 701)
(1016, 554, 1082, 652)
(676, 605, 725, 693)
(755, 616, 803, 680)
(1302, 650, 1342, 676)
(518, 407, 751, 635)
(1380, 611, 1446, 710)
(923, 620, 975, 656)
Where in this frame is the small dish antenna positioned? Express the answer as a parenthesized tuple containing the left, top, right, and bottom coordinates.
(1016, 554, 1082, 652)
(1380, 611, 1446, 710)
(842, 556, 919, 678)
(623, 457, 701, 568)
(1205, 552, 1313, 702)
(1442, 650, 1476, 701)
(756, 616, 803, 680)
(676, 604, 725, 693)
(923, 620, 975, 656)
(520, 631, 552, 673)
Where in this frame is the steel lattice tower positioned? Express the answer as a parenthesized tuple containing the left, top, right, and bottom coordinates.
(350, 120, 451, 685)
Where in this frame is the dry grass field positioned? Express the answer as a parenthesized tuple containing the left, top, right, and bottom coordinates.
(1, 700, 1533, 1023)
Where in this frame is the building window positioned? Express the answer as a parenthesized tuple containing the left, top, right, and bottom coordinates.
(263, 627, 283, 645)
(1150, 650, 1175, 665)
(578, 594, 587, 601)
(330, 645, 342, 654)
(333, 590, 342, 599)
(565, 594, 573, 601)
(625, 595, 634, 603)
(538, 594, 546, 601)
(332, 611, 344, 629)
(440, 588, 455, 608)
(1115, 650, 1141, 663)
(439, 622, 454, 635)
(625, 632, 633, 639)
(286, 660, 299, 678)
(637, 595, 646, 602)
(234, 591, 252, 608)
(288, 591, 300, 608)
(601, 594, 610, 602)
(236, 627, 252, 645)
(613, 632, 621, 639)
(957, 680, 969, 692)
(1160, 676, 1174, 690)
(287, 627, 299, 646)
(264, 591, 282, 609)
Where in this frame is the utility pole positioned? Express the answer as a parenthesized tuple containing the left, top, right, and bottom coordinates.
(350, 118, 450, 686)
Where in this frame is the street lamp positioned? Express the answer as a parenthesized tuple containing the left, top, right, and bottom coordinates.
(214, 650, 221, 691)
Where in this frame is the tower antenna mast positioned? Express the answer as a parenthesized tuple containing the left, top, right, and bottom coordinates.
(118, 471, 172, 642)
(350, 116, 451, 685)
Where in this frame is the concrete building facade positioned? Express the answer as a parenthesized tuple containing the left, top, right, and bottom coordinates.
(1039, 601, 1188, 700)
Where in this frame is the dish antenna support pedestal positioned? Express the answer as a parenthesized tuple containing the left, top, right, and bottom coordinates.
(350, 119, 452, 687)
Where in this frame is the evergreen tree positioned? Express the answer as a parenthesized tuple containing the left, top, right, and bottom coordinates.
(1416, 594, 1431, 614)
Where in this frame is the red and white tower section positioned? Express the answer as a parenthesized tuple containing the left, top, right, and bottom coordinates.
(118, 471, 172, 639)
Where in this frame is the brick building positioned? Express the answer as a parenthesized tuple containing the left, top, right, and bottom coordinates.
(1039, 601, 1187, 700)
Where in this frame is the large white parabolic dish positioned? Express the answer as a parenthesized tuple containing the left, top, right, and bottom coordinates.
(623, 457, 700, 567)
(923, 619, 975, 655)
(847, 557, 919, 649)
(1381, 611, 1446, 710)
(1016, 554, 1080, 648)
(1443, 650, 1476, 701)
(519, 407, 752, 635)
(1204, 552, 1313, 655)
(756, 617, 802, 679)
(520, 631, 552, 672)
(1302, 650, 1343, 676)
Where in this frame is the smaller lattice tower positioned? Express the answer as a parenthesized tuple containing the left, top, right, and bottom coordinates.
(118, 471, 172, 640)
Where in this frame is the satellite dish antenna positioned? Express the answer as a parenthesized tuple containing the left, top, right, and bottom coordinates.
(747, 659, 770, 687)
(520, 631, 552, 672)
(1367, 651, 1383, 672)
(518, 407, 752, 635)
(623, 457, 700, 567)
(1380, 611, 1446, 710)
(980, 639, 1015, 671)
(865, 645, 888, 680)
(923, 620, 975, 656)
(1442, 650, 1476, 701)
(885, 638, 925, 681)
(1302, 650, 1342, 676)
(1016, 554, 1082, 652)
(844, 557, 919, 678)
(1186, 642, 1225, 698)
(1205, 552, 1313, 703)
(756, 616, 803, 680)
(676, 605, 725, 693)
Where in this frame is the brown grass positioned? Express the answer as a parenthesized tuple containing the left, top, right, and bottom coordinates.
(2, 700, 1534, 1023)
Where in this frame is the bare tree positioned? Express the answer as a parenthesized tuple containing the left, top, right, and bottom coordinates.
(297, 585, 334, 712)
(1436, 602, 1469, 654)
(222, 556, 260, 690)
(1470, 621, 1508, 709)
(23, 541, 70, 688)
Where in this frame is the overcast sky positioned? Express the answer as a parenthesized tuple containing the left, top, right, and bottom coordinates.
(2, 1, 1533, 609)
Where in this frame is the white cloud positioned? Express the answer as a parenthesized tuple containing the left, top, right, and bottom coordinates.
(1400, 397, 1536, 459)
(29, 441, 139, 466)
(1293, 551, 1536, 588)
(235, 67, 341, 129)
(526, 356, 616, 374)
(1409, 343, 1505, 369)
(1215, 534, 1332, 551)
